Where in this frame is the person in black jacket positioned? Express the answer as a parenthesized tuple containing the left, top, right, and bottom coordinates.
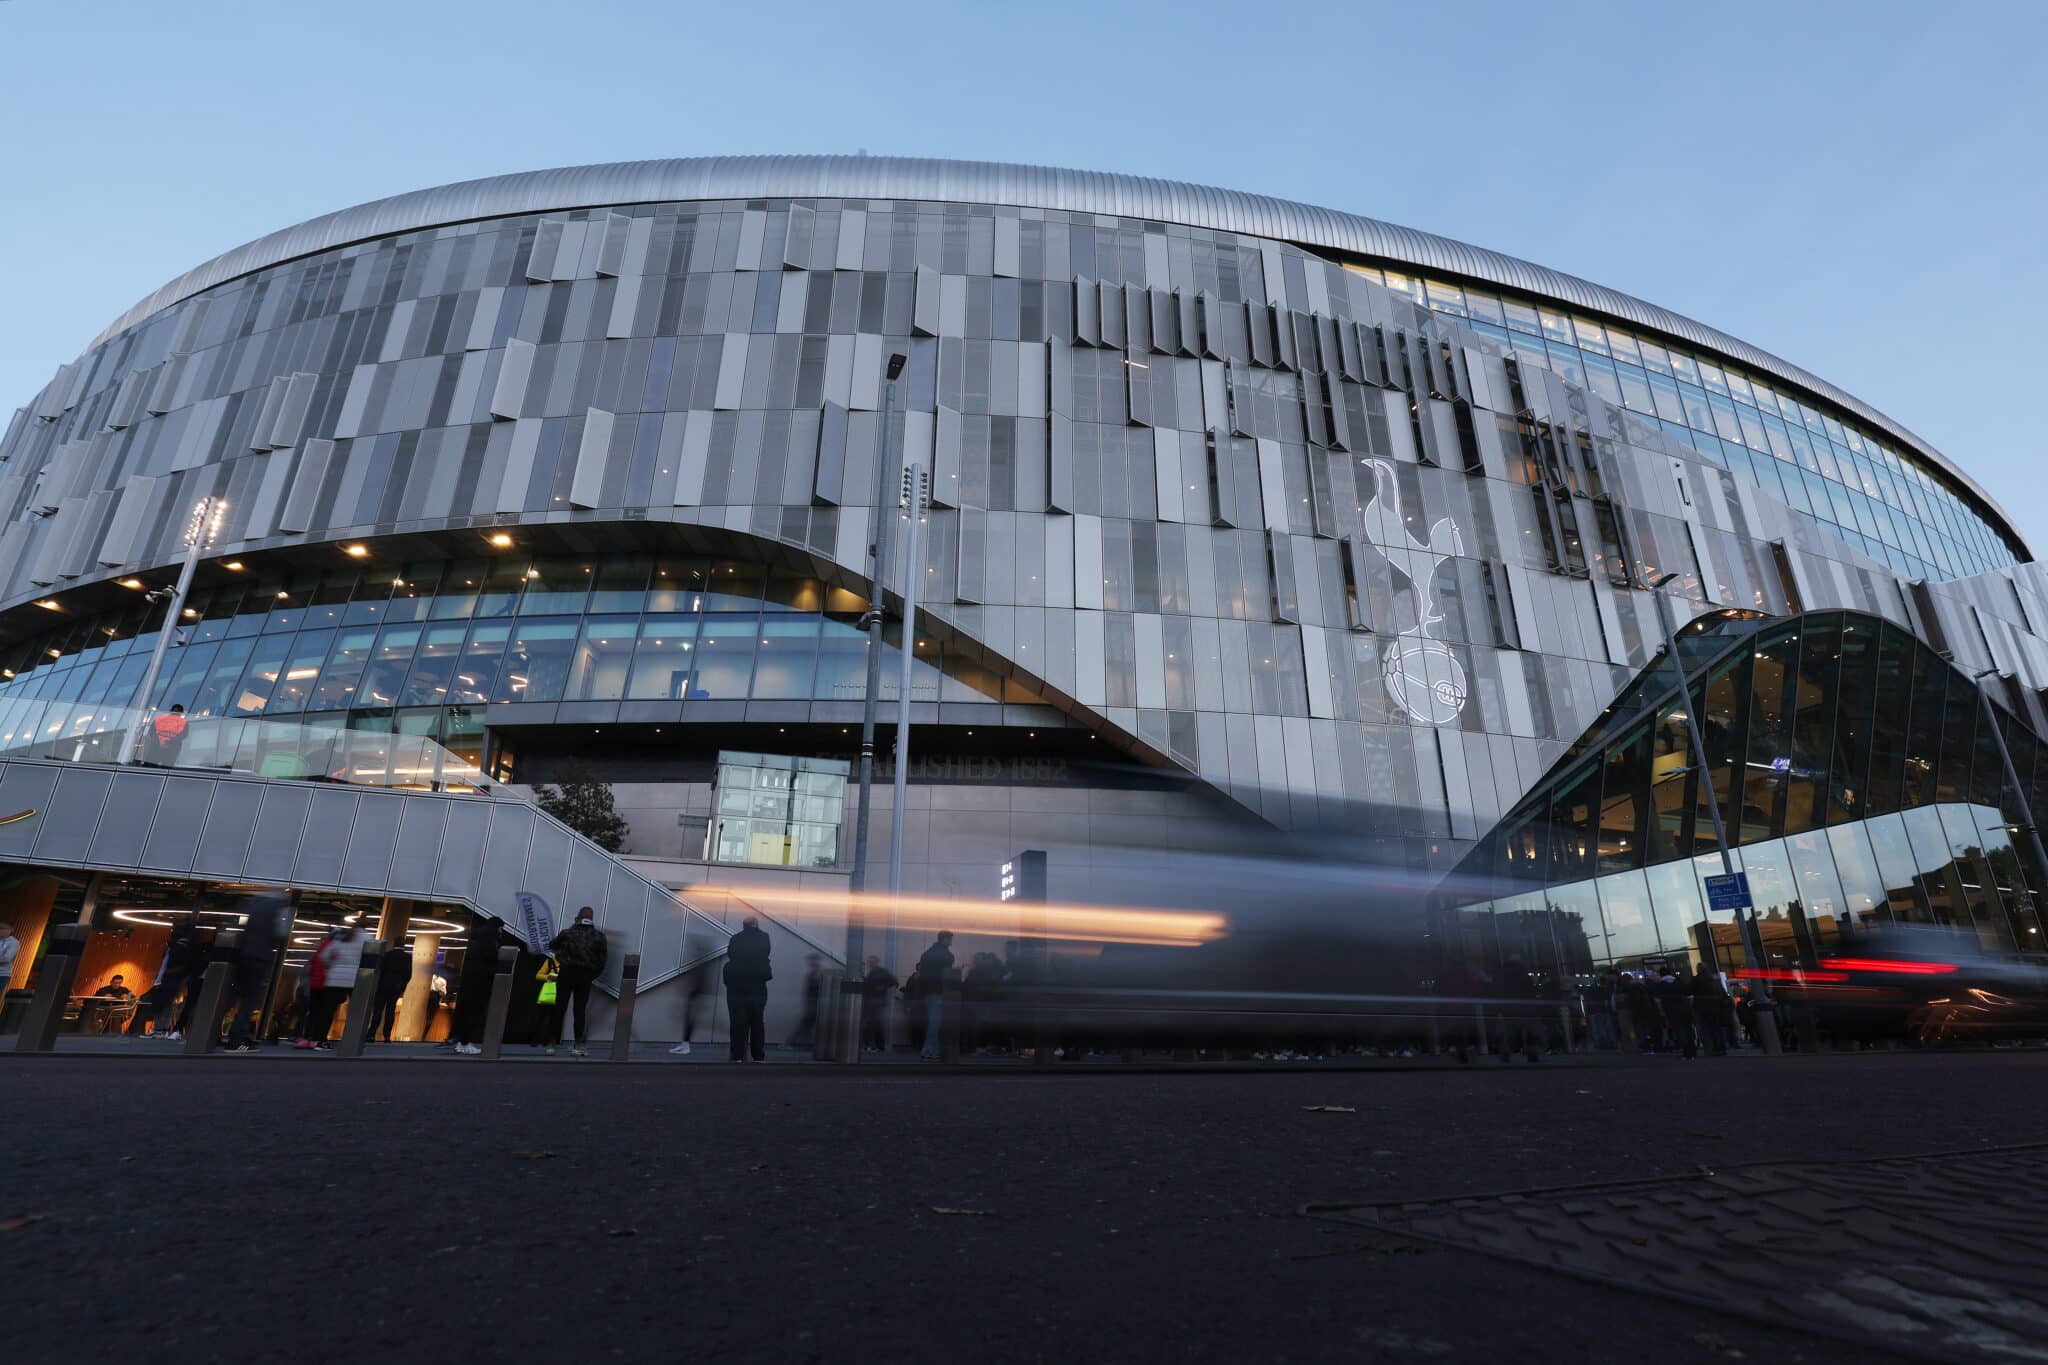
(451, 916, 503, 1055)
(368, 941, 414, 1043)
(220, 892, 291, 1052)
(546, 907, 609, 1057)
(724, 916, 773, 1062)
(915, 931, 957, 1060)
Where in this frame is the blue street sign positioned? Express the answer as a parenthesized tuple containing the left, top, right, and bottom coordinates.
(1703, 872, 1753, 913)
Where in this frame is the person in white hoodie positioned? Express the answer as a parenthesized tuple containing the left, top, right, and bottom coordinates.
(296, 925, 365, 1050)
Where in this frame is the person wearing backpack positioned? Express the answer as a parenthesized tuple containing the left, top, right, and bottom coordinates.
(545, 907, 608, 1057)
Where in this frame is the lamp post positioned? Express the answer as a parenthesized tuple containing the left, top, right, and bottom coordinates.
(122, 495, 225, 765)
(1964, 664, 2048, 942)
(1646, 571, 1781, 1055)
(848, 353, 908, 966)
(887, 462, 930, 901)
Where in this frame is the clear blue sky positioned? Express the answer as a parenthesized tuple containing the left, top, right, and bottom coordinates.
(2, 0, 2042, 551)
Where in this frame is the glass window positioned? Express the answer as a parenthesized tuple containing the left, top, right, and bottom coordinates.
(1741, 628, 1799, 842)
(1822, 822, 1891, 933)
(1597, 724, 1649, 873)
(749, 617, 820, 699)
(491, 618, 579, 702)
(519, 559, 592, 615)
(447, 622, 510, 706)
(761, 567, 824, 613)
(565, 617, 640, 701)
(708, 752, 851, 868)
(648, 558, 712, 612)
(701, 562, 767, 611)
(189, 635, 256, 719)
(1644, 859, 1712, 973)
(227, 634, 293, 716)
(689, 617, 760, 699)
(1647, 702, 1696, 862)
(429, 560, 491, 620)
(624, 615, 699, 700)
(311, 628, 378, 711)
(356, 624, 422, 709)
(267, 629, 335, 715)
(338, 573, 393, 628)
(588, 556, 651, 614)
(812, 617, 871, 705)
(397, 622, 471, 706)
(1595, 868, 1664, 966)
(1865, 811, 1932, 923)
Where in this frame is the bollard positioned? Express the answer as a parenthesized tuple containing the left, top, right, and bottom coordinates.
(479, 945, 520, 1060)
(335, 940, 386, 1058)
(13, 924, 89, 1053)
(802, 970, 827, 1064)
(939, 983, 962, 1064)
(812, 970, 842, 1061)
(183, 930, 241, 1057)
(834, 977, 862, 1063)
(609, 954, 641, 1063)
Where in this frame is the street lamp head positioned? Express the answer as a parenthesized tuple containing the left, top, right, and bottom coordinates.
(885, 353, 907, 381)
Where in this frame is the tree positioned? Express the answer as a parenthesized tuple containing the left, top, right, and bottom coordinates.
(534, 761, 629, 852)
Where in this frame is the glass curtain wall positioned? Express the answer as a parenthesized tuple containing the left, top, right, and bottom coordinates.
(1437, 611, 2048, 989)
(0, 556, 1027, 755)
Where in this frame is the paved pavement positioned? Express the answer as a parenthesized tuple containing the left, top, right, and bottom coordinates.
(4, 1050, 2045, 1363)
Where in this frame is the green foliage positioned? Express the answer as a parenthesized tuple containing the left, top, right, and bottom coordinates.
(534, 761, 630, 852)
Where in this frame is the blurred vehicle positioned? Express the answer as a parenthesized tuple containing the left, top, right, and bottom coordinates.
(1733, 923, 2048, 1043)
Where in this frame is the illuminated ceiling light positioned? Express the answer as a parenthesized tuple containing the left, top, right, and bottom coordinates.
(36, 599, 59, 611)
(182, 608, 199, 618)
(224, 561, 244, 571)
(344, 544, 369, 558)
(488, 533, 514, 548)
(118, 578, 144, 590)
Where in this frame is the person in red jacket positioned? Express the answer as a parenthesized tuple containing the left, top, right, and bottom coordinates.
(150, 705, 187, 767)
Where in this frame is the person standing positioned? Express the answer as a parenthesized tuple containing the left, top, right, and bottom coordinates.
(0, 920, 19, 996)
(1655, 970, 1698, 1059)
(450, 917, 502, 1055)
(149, 703, 188, 767)
(723, 915, 772, 1063)
(545, 908, 608, 1058)
(1584, 970, 1618, 1052)
(368, 940, 414, 1043)
(915, 931, 956, 1061)
(297, 925, 363, 1050)
(1690, 967, 1731, 1056)
(220, 893, 290, 1052)
(859, 955, 898, 1054)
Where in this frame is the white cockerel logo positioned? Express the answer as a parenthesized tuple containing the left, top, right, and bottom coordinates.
(1362, 459, 1469, 726)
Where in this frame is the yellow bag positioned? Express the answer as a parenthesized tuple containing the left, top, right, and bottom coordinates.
(536, 957, 558, 1004)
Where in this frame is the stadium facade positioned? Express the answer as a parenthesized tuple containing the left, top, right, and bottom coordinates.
(2, 155, 2045, 1037)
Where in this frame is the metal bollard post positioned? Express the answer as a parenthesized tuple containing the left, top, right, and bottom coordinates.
(939, 983, 962, 1064)
(834, 977, 862, 1063)
(13, 924, 89, 1054)
(183, 930, 241, 1057)
(479, 945, 521, 1061)
(609, 954, 641, 1063)
(811, 971, 841, 1061)
(335, 940, 386, 1059)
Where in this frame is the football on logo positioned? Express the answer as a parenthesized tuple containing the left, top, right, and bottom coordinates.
(1383, 640, 1468, 727)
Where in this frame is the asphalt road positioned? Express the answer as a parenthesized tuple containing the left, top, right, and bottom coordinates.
(4, 1050, 2044, 1364)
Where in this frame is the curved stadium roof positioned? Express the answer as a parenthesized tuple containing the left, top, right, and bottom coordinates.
(84, 154, 2022, 553)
